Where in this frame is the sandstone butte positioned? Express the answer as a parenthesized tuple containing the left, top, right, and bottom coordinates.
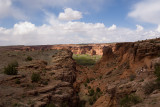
(0, 38, 160, 107)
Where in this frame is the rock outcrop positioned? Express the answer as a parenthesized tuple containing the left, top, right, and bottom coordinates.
(75, 38, 160, 107)
(0, 43, 115, 55)
(0, 49, 78, 107)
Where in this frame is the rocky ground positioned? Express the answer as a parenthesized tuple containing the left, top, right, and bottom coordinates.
(74, 38, 160, 107)
(0, 49, 78, 107)
(0, 38, 160, 107)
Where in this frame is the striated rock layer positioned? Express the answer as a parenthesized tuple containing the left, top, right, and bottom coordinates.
(0, 43, 115, 55)
(75, 38, 160, 107)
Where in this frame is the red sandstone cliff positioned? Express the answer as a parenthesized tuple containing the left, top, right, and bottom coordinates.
(0, 44, 115, 55)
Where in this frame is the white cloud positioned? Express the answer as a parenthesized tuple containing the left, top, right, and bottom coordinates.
(156, 25, 160, 32)
(13, 22, 36, 35)
(128, 0, 160, 25)
(136, 25, 144, 32)
(0, 0, 11, 18)
(58, 8, 82, 21)
(0, 19, 159, 46)
(0, 0, 26, 19)
(108, 24, 117, 31)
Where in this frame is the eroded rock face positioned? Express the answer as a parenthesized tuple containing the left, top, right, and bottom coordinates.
(0, 44, 115, 55)
(0, 49, 78, 107)
(75, 38, 160, 107)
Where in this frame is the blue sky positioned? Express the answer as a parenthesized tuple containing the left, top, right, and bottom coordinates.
(0, 0, 160, 45)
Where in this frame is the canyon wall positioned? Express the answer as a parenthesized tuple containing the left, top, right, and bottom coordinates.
(0, 43, 115, 55)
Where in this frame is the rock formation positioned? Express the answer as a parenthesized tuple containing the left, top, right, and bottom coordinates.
(75, 38, 160, 107)
(0, 49, 78, 107)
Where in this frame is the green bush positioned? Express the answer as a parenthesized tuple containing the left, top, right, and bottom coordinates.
(88, 89, 95, 96)
(120, 94, 141, 107)
(84, 83, 87, 87)
(31, 73, 40, 82)
(154, 64, 160, 81)
(25, 56, 32, 61)
(88, 86, 91, 89)
(86, 78, 90, 83)
(4, 61, 18, 75)
(89, 95, 97, 105)
(96, 87, 101, 93)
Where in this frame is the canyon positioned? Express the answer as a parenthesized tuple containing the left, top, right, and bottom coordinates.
(0, 38, 160, 107)
(0, 43, 115, 55)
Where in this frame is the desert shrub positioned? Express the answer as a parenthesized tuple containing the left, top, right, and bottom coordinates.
(84, 83, 87, 87)
(99, 76, 102, 79)
(79, 100, 86, 107)
(86, 78, 90, 83)
(88, 86, 91, 89)
(96, 87, 101, 93)
(88, 87, 102, 105)
(120, 94, 141, 107)
(4, 61, 18, 75)
(15, 79, 21, 84)
(89, 95, 97, 105)
(90, 78, 95, 81)
(88, 89, 95, 96)
(129, 74, 136, 81)
(45, 103, 56, 107)
(31, 73, 40, 82)
(154, 64, 160, 81)
(25, 56, 32, 61)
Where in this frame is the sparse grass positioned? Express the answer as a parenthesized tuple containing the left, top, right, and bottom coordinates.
(88, 87, 102, 105)
(72, 54, 101, 66)
(4, 61, 18, 75)
(120, 94, 141, 107)
(31, 73, 41, 82)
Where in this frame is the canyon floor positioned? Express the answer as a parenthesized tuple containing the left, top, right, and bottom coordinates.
(0, 38, 160, 107)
